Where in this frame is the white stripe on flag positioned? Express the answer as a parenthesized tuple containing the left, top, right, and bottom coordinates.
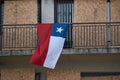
(43, 36, 65, 69)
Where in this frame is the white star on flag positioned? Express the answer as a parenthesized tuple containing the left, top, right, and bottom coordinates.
(56, 27, 63, 33)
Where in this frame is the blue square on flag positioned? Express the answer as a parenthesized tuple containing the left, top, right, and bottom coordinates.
(51, 23, 68, 38)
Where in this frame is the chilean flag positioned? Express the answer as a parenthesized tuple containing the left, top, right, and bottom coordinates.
(30, 23, 68, 69)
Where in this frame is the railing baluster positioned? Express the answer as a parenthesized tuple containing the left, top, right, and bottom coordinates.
(117, 25, 119, 46)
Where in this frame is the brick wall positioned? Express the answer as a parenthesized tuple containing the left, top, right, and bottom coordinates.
(1, 68, 35, 80)
(47, 69, 81, 80)
(74, 0, 120, 22)
(111, 0, 120, 22)
(74, 0, 106, 23)
(4, 0, 37, 24)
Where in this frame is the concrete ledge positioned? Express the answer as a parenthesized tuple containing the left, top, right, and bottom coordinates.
(62, 48, 120, 54)
(0, 50, 35, 56)
(0, 48, 120, 56)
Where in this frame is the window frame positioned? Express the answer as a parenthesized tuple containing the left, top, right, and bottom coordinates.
(54, 0, 73, 23)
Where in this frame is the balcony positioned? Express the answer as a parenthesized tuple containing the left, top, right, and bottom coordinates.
(0, 22, 120, 55)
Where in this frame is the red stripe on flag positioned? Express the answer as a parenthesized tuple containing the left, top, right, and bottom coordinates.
(30, 24, 52, 66)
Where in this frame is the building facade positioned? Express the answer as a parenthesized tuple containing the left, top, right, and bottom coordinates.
(0, 0, 120, 80)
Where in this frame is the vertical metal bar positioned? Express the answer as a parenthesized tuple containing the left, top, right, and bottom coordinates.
(65, 0, 67, 23)
(117, 25, 119, 46)
(36, 27, 38, 48)
(11, 27, 13, 48)
(92, 25, 94, 47)
(89, 25, 91, 47)
(66, 1, 69, 47)
(97, 25, 99, 47)
(84, 25, 85, 47)
(88, 26, 90, 47)
(94, 25, 96, 47)
(37, 0, 41, 23)
(71, 0, 73, 23)
(17, 27, 19, 48)
(22, 27, 24, 48)
(77, 24, 79, 47)
(29, 27, 30, 48)
(17, 27, 18, 48)
(27, 27, 29, 48)
(68, 1, 70, 23)
(32, 27, 34, 48)
(0, 28, 2, 49)
(102, 25, 104, 46)
(107, 0, 111, 48)
(71, 0, 73, 47)
(0, 27, 2, 49)
(115, 25, 117, 46)
(18, 27, 20, 48)
(59, 0, 62, 22)
(62, 0, 64, 23)
(86, 26, 88, 47)
(25, 27, 27, 48)
(7, 27, 9, 48)
(2, 27, 4, 48)
(113, 25, 115, 46)
(21, 27, 25, 47)
(66, 0, 68, 23)
(101, 25, 103, 46)
(58, 0, 60, 23)
(14, 27, 16, 48)
(75, 24, 79, 47)
(110, 25, 113, 46)
(54, 0, 57, 23)
(0, 1, 4, 49)
(15, 27, 17, 48)
(0, 1, 1, 26)
(79, 26, 83, 46)
(63, 0, 65, 23)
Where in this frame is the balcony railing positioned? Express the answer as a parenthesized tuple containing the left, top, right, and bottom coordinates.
(0, 24, 38, 50)
(0, 22, 120, 50)
(73, 22, 120, 48)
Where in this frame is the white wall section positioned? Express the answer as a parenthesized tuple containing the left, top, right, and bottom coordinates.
(42, 0, 54, 23)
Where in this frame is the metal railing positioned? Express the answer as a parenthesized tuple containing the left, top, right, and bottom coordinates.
(0, 22, 120, 50)
(0, 24, 72, 50)
(0, 24, 38, 50)
(73, 22, 120, 48)
(73, 23, 107, 48)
